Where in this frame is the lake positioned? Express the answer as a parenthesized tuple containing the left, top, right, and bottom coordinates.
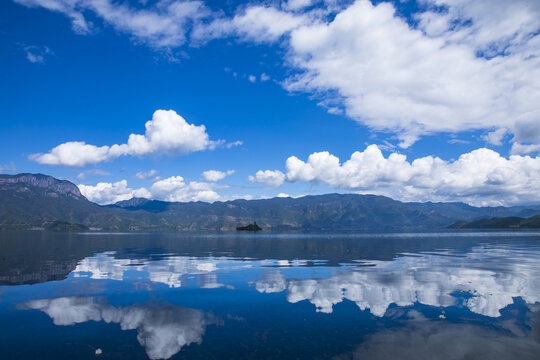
(1, 231, 540, 359)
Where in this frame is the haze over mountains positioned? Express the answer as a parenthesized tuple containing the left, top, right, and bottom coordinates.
(1, 173, 540, 232)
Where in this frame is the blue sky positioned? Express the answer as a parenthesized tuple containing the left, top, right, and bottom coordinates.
(1, 0, 540, 206)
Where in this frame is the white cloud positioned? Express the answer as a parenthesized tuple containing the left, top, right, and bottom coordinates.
(149, 176, 220, 202)
(194, 1, 540, 151)
(219, 193, 256, 201)
(201, 169, 235, 182)
(79, 175, 222, 204)
(248, 169, 286, 187)
(233, 6, 309, 42)
(511, 142, 540, 155)
(14, 0, 91, 34)
(31, 109, 222, 167)
(135, 169, 158, 180)
(248, 74, 257, 83)
(31, 141, 111, 167)
(76, 169, 110, 180)
(282, 1, 540, 148)
(16, 0, 308, 48)
(511, 114, 540, 154)
(14, 0, 213, 48)
(417, 0, 540, 55)
(260, 73, 270, 81)
(253, 144, 540, 206)
(192, 5, 310, 43)
(16, 1, 540, 152)
(78, 180, 151, 204)
(24, 45, 52, 63)
(225, 140, 243, 149)
(482, 128, 508, 146)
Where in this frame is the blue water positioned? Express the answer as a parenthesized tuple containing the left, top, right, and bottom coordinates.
(1, 231, 540, 359)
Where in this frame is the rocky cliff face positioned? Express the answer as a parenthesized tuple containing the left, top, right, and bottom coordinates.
(0, 173, 84, 199)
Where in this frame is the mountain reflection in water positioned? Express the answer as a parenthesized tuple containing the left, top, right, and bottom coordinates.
(1, 231, 540, 359)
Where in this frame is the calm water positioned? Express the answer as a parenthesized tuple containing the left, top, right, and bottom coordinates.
(1, 231, 540, 359)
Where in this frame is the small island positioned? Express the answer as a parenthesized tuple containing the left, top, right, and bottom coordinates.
(236, 222, 262, 232)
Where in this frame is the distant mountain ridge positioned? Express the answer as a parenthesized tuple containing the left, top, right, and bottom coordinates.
(1, 173, 540, 232)
(0, 173, 84, 198)
(449, 214, 540, 229)
(114, 197, 152, 208)
(0, 173, 143, 230)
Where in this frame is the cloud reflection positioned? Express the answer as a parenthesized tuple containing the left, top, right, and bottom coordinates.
(23, 297, 217, 359)
(332, 309, 540, 360)
(256, 247, 540, 317)
(72, 252, 228, 288)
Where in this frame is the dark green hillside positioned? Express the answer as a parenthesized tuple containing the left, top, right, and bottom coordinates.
(107, 192, 540, 231)
(449, 214, 540, 229)
(0, 173, 146, 231)
(2, 173, 540, 232)
(45, 220, 89, 232)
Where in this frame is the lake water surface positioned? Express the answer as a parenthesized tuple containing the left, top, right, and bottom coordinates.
(1, 231, 540, 359)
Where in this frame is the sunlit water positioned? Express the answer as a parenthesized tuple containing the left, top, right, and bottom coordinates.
(1, 231, 540, 359)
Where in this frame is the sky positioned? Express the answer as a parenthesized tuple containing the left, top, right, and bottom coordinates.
(1, 0, 540, 207)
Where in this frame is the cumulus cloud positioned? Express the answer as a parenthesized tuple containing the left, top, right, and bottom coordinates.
(248, 169, 286, 187)
(149, 176, 220, 202)
(197, 0, 540, 151)
(195, 0, 540, 151)
(30, 110, 223, 167)
(79, 175, 221, 204)
(511, 143, 540, 155)
(511, 115, 540, 154)
(482, 128, 508, 146)
(252, 145, 540, 206)
(283, 0, 540, 148)
(78, 180, 151, 204)
(201, 170, 235, 182)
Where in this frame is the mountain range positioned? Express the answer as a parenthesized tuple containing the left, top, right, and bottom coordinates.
(1, 173, 540, 232)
